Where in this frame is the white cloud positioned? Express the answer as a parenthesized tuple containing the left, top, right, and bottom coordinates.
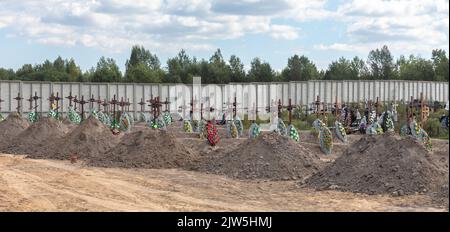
(317, 0, 450, 55)
(0, 0, 321, 53)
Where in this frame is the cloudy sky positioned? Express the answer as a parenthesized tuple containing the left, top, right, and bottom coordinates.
(0, 0, 448, 72)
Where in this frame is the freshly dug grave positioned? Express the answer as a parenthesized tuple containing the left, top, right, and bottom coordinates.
(88, 129, 198, 169)
(2, 117, 69, 155)
(304, 134, 448, 196)
(193, 132, 324, 181)
(0, 113, 29, 148)
(26, 116, 120, 160)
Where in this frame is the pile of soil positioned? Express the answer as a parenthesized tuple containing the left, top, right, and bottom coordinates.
(0, 113, 29, 148)
(304, 134, 448, 196)
(27, 116, 120, 160)
(193, 132, 323, 181)
(88, 129, 198, 169)
(2, 117, 69, 155)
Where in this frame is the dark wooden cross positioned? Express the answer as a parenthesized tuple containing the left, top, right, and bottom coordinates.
(78, 96, 88, 120)
(32, 92, 41, 114)
(89, 94, 96, 111)
(138, 98, 146, 113)
(233, 96, 238, 118)
(119, 97, 126, 113)
(66, 92, 74, 107)
(148, 96, 162, 119)
(73, 96, 79, 111)
(101, 99, 110, 113)
(126, 98, 131, 112)
(54, 92, 61, 113)
(110, 95, 119, 121)
(333, 95, 342, 118)
(14, 93, 23, 113)
(0, 98, 3, 113)
(314, 96, 329, 124)
(48, 92, 56, 109)
(27, 95, 33, 111)
(162, 97, 171, 113)
(374, 97, 381, 116)
(96, 97, 102, 111)
(286, 98, 294, 125)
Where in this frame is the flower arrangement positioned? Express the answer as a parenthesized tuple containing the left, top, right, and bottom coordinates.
(319, 126, 333, 155)
(198, 119, 207, 139)
(277, 118, 287, 136)
(0, 113, 4, 122)
(335, 120, 347, 143)
(163, 113, 172, 126)
(67, 106, 81, 124)
(381, 111, 395, 133)
(206, 121, 220, 146)
(287, 124, 300, 142)
(139, 112, 147, 122)
(119, 113, 132, 131)
(234, 116, 244, 137)
(227, 120, 239, 138)
(150, 116, 165, 129)
(248, 122, 261, 139)
(183, 120, 193, 132)
(97, 111, 111, 127)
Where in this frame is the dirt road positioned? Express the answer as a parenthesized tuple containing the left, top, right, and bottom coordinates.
(0, 154, 445, 212)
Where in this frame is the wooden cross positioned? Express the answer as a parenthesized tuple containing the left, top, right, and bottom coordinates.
(96, 97, 102, 111)
(119, 97, 126, 113)
(0, 98, 3, 113)
(54, 92, 61, 113)
(32, 92, 41, 114)
(138, 98, 146, 112)
(333, 95, 342, 118)
(89, 94, 96, 110)
(162, 98, 171, 113)
(78, 96, 88, 120)
(73, 96, 78, 111)
(148, 96, 163, 119)
(27, 95, 33, 111)
(126, 98, 131, 112)
(286, 98, 294, 125)
(374, 97, 381, 116)
(48, 92, 56, 109)
(419, 93, 430, 126)
(101, 99, 109, 113)
(109, 95, 118, 120)
(66, 92, 74, 107)
(14, 93, 23, 113)
(314, 96, 330, 124)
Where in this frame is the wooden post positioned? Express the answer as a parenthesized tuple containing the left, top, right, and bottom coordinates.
(14, 93, 23, 113)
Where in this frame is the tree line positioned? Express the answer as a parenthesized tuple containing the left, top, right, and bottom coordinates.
(0, 45, 448, 83)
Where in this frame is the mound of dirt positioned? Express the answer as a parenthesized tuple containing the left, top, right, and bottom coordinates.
(0, 113, 29, 148)
(26, 116, 120, 160)
(194, 132, 323, 181)
(304, 134, 448, 196)
(2, 117, 69, 155)
(88, 129, 198, 169)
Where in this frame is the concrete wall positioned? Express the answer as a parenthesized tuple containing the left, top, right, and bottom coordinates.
(0, 80, 448, 117)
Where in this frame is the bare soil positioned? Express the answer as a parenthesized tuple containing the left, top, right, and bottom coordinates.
(0, 154, 446, 212)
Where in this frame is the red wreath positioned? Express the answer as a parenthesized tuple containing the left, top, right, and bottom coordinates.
(206, 121, 220, 146)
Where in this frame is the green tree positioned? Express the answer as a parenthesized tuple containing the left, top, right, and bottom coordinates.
(208, 49, 230, 84)
(281, 55, 319, 81)
(92, 57, 122, 82)
(166, 49, 197, 84)
(397, 55, 435, 81)
(65, 58, 82, 82)
(0, 68, 16, 80)
(431, 49, 449, 81)
(125, 45, 163, 82)
(229, 55, 246, 82)
(247, 58, 275, 82)
(367, 45, 396, 80)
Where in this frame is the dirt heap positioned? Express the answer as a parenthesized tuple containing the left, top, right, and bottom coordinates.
(2, 117, 69, 155)
(88, 129, 198, 169)
(194, 132, 323, 181)
(0, 113, 29, 148)
(26, 116, 120, 160)
(304, 134, 448, 196)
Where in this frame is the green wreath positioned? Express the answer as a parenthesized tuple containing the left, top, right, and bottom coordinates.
(287, 124, 299, 142)
(319, 126, 333, 155)
(277, 118, 287, 136)
(234, 116, 244, 136)
(163, 113, 172, 126)
(183, 120, 193, 132)
(67, 106, 81, 124)
(28, 111, 39, 123)
(249, 123, 261, 139)
(0, 114, 4, 122)
(335, 120, 347, 142)
(227, 120, 239, 138)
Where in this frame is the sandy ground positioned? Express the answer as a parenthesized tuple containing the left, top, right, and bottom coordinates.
(0, 154, 446, 212)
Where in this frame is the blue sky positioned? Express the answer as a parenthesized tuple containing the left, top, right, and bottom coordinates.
(0, 0, 448, 73)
